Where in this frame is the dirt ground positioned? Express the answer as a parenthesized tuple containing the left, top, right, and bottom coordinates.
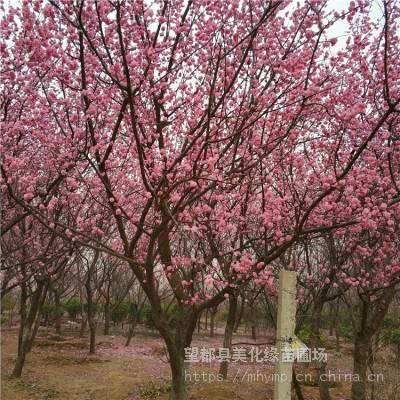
(1, 325, 398, 400)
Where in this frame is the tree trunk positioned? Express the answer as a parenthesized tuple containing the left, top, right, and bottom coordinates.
(54, 290, 62, 335)
(350, 288, 395, 400)
(210, 307, 217, 337)
(12, 280, 46, 378)
(251, 324, 257, 341)
(88, 320, 96, 354)
(104, 297, 111, 335)
(219, 294, 238, 379)
(150, 299, 198, 400)
(26, 307, 42, 353)
(351, 334, 370, 400)
(310, 300, 332, 400)
(79, 279, 86, 337)
(125, 314, 137, 347)
(79, 317, 87, 338)
(169, 310, 198, 400)
(85, 253, 98, 354)
(86, 284, 96, 354)
(12, 336, 29, 378)
(16, 281, 28, 361)
(197, 311, 201, 333)
(169, 350, 186, 400)
(233, 295, 244, 333)
(27, 281, 48, 354)
(328, 303, 335, 336)
(293, 369, 305, 400)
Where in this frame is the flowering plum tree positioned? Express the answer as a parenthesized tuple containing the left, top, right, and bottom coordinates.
(1, 0, 399, 398)
(0, 212, 73, 377)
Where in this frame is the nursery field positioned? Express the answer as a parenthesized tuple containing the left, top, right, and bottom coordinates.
(1, 325, 398, 400)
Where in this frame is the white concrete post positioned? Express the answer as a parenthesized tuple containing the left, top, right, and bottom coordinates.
(273, 270, 297, 400)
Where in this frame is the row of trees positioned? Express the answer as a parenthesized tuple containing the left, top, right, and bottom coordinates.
(1, 0, 399, 399)
(1, 237, 399, 400)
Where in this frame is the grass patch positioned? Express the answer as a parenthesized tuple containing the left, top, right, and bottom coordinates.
(138, 380, 171, 399)
(43, 355, 111, 365)
(3, 378, 60, 400)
